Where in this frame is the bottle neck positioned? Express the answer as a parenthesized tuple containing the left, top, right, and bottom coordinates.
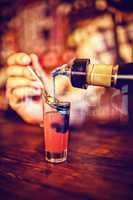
(52, 59, 133, 90)
(71, 62, 133, 89)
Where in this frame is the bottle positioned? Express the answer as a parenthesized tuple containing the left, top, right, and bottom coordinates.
(52, 59, 133, 90)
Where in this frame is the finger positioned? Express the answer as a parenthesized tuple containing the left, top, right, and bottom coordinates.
(6, 88, 20, 109)
(7, 66, 36, 80)
(30, 53, 48, 83)
(12, 87, 42, 100)
(6, 87, 41, 109)
(30, 53, 42, 71)
(7, 77, 43, 91)
(7, 53, 31, 66)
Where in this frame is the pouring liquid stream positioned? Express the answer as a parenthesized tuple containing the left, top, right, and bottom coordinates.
(52, 76, 56, 102)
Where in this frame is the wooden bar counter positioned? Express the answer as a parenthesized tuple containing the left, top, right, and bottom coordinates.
(0, 110, 133, 200)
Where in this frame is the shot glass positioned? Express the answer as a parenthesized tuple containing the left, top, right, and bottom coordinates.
(44, 101, 70, 163)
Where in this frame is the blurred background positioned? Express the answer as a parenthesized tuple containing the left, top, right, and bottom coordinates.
(0, 0, 132, 122)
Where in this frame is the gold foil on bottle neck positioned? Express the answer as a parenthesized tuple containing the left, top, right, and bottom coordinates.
(86, 64, 113, 87)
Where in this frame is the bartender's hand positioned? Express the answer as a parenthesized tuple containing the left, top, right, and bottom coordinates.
(6, 52, 79, 125)
(6, 53, 44, 124)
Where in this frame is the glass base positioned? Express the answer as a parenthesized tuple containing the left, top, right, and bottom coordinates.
(45, 149, 67, 163)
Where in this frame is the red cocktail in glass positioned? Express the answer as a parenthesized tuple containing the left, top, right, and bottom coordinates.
(44, 102, 70, 163)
